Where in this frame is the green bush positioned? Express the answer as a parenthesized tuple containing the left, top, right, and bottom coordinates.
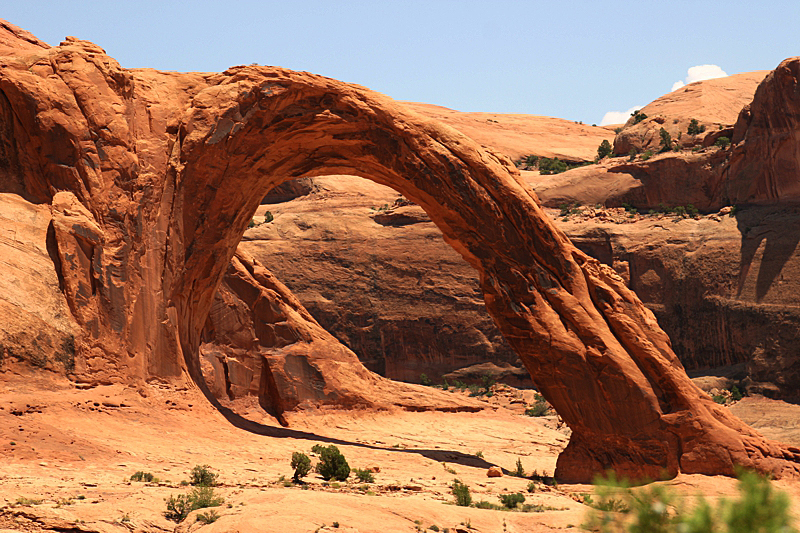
(597, 139, 613, 160)
(291, 452, 311, 481)
(130, 471, 155, 482)
(659, 128, 673, 153)
(731, 385, 743, 401)
(628, 148, 638, 162)
(631, 110, 647, 124)
(196, 509, 220, 524)
(716, 136, 731, 148)
(451, 479, 472, 507)
(190, 465, 218, 487)
(164, 486, 224, 522)
(525, 393, 550, 416)
(688, 118, 706, 135)
(499, 492, 525, 509)
(315, 445, 350, 481)
(353, 468, 375, 483)
(539, 157, 568, 175)
(641, 150, 653, 161)
(527, 481, 538, 493)
(420, 373, 432, 386)
(513, 458, 525, 478)
(264, 211, 274, 223)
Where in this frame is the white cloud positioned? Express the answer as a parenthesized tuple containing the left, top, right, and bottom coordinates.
(671, 64, 727, 92)
(600, 106, 643, 126)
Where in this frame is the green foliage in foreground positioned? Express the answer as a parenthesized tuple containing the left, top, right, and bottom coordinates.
(583, 469, 796, 533)
(164, 486, 224, 522)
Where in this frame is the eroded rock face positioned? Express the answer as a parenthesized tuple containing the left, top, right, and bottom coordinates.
(558, 208, 800, 400)
(1, 22, 799, 481)
(237, 176, 519, 386)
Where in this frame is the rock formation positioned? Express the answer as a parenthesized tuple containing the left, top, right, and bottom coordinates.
(1, 21, 799, 482)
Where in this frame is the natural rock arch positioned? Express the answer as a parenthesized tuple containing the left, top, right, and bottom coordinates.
(1, 28, 799, 482)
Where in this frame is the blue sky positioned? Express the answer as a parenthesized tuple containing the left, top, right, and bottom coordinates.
(6, 1, 799, 124)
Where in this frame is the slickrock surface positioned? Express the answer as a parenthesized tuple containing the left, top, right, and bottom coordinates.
(402, 102, 615, 162)
(612, 71, 768, 155)
(0, 19, 799, 483)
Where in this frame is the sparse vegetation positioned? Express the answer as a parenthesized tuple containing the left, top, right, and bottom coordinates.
(164, 486, 224, 522)
(190, 465, 218, 487)
(527, 481, 538, 493)
(525, 393, 549, 417)
(631, 110, 647, 124)
(716, 136, 731, 148)
(539, 157, 568, 175)
(130, 471, 156, 483)
(264, 211, 274, 223)
(513, 457, 525, 478)
(420, 373, 432, 386)
(451, 479, 472, 507)
(688, 118, 706, 135)
(659, 128, 673, 153)
(315, 445, 350, 481)
(628, 148, 637, 161)
(196, 509, 220, 524)
(291, 452, 311, 481)
(15, 497, 43, 506)
(499, 492, 526, 509)
(597, 139, 613, 160)
(583, 469, 796, 533)
(640, 149, 653, 161)
(353, 468, 375, 483)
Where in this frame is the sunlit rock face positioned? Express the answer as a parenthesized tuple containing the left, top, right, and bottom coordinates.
(0, 20, 798, 482)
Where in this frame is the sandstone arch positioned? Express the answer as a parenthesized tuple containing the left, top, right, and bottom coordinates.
(1, 27, 799, 482)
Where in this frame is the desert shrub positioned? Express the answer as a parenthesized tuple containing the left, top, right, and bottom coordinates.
(631, 110, 647, 124)
(673, 206, 687, 217)
(164, 486, 224, 522)
(614, 127, 623, 134)
(190, 465, 218, 487)
(451, 479, 472, 507)
(473, 500, 496, 509)
(353, 468, 375, 483)
(196, 509, 220, 524)
(527, 481, 538, 493)
(597, 139, 613, 159)
(713, 393, 727, 404)
(686, 204, 699, 217)
(499, 492, 526, 509)
(526, 393, 550, 417)
(291, 452, 311, 481)
(641, 150, 653, 161)
(513, 458, 525, 478)
(716, 136, 731, 148)
(688, 118, 706, 135)
(659, 128, 673, 153)
(248, 219, 256, 228)
(539, 157, 568, 175)
(420, 373, 432, 386)
(130, 471, 155, 482)
(315, 445, 350, 481)
(730, 385, 743, 401)
(264, 211, 274, 223)
(628, 148, 637, 161)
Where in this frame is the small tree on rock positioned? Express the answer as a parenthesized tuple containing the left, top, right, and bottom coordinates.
(291, 452, 311, 481)
(597, 139, 613, 160)
(659, 128, 673, 153)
